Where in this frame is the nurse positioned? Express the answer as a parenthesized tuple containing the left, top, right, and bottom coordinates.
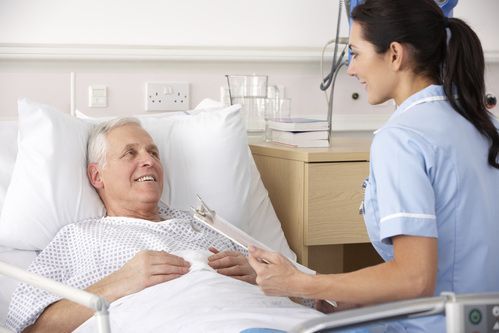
(248, 0, 499, 332)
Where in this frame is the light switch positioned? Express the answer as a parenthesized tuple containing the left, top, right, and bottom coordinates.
(164, 86, 173, 95)
(88, 85, 108, 107)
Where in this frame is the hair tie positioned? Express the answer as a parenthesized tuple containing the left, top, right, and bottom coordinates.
(443, 16, 450, 28)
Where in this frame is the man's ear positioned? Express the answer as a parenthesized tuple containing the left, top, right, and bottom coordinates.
(87, 163, 104, 189)
(388, 41, 405, 72)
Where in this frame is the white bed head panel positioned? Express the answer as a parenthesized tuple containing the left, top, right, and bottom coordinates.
(0, 120, 24, 325)
(0, 120, 18, 215)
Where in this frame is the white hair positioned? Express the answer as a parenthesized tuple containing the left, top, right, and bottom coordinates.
(87, 117, 141, 167)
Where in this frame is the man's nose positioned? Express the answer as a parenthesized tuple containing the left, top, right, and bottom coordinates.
(138, 151, 155, 166)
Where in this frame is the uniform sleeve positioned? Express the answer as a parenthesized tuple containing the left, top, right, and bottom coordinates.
(371, 127, 438, 244)
(5, 224, 79, 332)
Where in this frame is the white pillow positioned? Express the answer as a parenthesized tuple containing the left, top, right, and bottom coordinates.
(0, 99, 295, 260)
(0, 100, 106, 250)
(0, 121, 18, 213)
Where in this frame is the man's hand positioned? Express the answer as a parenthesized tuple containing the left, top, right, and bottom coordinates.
(98, 250, 191, 302)
(24, 250, 190, 333)
(208, 247, 256, 284)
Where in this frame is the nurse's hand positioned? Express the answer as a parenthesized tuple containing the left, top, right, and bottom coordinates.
(208, 247, 257, 284)
(248, 245, 305, 297)
(315, 299, 336, 313)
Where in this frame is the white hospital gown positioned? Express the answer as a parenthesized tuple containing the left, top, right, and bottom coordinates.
(6, 206, 244, 332)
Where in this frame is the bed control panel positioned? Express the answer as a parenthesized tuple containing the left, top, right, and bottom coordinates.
(460, 304, 499, 332)
(446, 297, 499, 333)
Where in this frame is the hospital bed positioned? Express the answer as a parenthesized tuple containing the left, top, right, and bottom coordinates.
(0, 99, 324, 332)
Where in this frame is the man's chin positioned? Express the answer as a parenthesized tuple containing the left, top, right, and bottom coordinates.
(134, 192, 162, 205)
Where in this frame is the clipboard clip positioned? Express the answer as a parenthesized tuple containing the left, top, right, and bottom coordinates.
(190, 194, 271, 265)
(191, 194, 216, 225)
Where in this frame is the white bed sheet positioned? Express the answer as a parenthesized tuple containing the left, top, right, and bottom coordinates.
(76, 269, 324, 333)
(0, 247, 37, 325)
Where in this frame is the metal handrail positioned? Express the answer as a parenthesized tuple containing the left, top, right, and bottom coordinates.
(290, 295, 447, 333)
(0, 261, 110, 333)
(290, 292, 499, 333)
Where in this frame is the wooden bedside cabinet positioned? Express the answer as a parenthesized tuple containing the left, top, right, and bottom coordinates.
(250, 133, 383, 274)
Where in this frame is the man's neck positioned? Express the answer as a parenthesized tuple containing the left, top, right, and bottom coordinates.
(105, 202, 162, 222)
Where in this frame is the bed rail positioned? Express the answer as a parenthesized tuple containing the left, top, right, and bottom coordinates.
(0, 261, 110, 333)
(289, 292, 499, 333)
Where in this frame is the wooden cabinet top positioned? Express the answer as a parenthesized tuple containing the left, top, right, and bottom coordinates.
(249, 132, 373, 163)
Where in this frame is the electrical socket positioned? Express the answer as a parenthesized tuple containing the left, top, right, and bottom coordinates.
(145, 82, 190, 111)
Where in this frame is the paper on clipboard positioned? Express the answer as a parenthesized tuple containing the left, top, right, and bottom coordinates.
(191, 195, 337, 308)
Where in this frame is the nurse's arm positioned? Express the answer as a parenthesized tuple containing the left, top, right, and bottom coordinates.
(298, 235, 438, 306)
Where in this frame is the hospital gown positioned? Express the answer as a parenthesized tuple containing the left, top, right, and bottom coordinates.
(6, 206, 244, 332)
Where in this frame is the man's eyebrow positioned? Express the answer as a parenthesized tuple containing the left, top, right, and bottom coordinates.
(147, 144, 159, 152)
(121, 143, 138, 152)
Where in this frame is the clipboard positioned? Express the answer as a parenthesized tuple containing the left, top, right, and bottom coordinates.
(191, 195, 337, 308)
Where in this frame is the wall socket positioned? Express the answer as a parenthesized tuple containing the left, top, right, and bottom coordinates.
(145, 82, 190, 111)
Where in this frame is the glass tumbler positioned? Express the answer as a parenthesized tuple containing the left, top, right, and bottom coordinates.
(226, 75, 268, 132)
(264, 98, 291, 142)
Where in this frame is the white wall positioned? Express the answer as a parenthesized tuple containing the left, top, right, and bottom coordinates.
(0, 0, 350, 47)
(0, 0, 498, 127)
(1, 0, 497, 51)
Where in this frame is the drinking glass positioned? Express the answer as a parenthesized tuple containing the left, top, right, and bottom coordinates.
(226, 75, 268, 132)
(264, 98, 291, 142)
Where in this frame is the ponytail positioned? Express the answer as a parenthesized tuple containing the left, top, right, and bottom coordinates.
(443, 18, 499, 168)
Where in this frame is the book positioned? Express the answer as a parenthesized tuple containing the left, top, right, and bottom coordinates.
(267, 117, 329, 132)
(271, 129, 329, 147)
(271, 129, 329, 141)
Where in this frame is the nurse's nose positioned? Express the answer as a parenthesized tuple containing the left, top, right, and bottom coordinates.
(346, 61, 356, 77)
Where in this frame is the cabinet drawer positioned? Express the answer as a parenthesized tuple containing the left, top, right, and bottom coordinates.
(304, 162, 370, 245)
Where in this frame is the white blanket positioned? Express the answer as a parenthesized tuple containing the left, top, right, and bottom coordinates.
(76, 269, 323, 333)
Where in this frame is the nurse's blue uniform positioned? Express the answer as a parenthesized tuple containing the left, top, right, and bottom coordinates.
(361, 84, 499, 332)
(241, 85, 498, 333)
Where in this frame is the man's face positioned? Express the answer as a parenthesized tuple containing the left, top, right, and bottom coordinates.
(92, 124, 164, 211)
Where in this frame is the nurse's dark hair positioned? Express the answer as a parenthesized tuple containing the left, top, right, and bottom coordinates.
(352, 0, 499, 168)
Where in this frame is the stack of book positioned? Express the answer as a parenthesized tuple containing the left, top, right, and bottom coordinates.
(267, 118, 329, 147)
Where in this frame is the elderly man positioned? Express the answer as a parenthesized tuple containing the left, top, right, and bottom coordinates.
(7, 118, 256, 333)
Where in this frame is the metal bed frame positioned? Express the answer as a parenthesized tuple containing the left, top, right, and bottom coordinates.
(290, 292, 499, 333)
(0, 261, 110, 333)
